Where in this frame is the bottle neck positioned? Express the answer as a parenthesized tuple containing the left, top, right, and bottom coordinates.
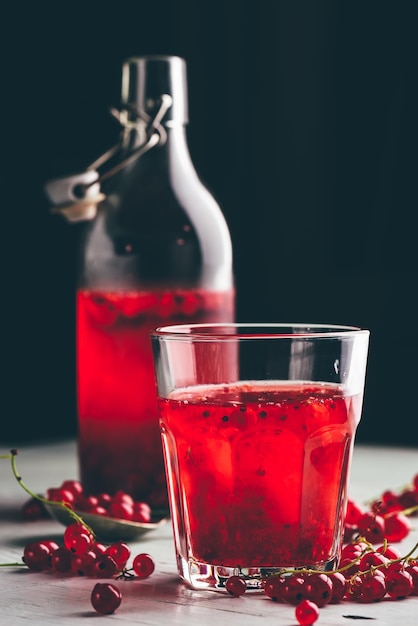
(116, 122, 197, 181)
(121, 56, 188, 126)
(93, 117, 233, 292)
(122, 120, 189, 151)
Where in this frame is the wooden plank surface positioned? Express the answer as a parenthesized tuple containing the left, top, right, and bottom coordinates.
(0, 440, 417, 625)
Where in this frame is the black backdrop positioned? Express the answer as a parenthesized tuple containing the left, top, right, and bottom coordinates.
(2, 1, 417, 446)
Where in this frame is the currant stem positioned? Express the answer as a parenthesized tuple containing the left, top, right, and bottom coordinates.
(115, 568, 135, 580)
(352, 543, 418, 580)
(7, 450, 95, 539)
(384, 504, 418, 518)
(0, 562, 26, 567)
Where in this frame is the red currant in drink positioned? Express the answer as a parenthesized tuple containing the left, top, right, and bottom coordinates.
(77, 289, 234, 507)
(158, 381, 362, 576)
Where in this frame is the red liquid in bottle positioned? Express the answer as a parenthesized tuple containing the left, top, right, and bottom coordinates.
(77, 288, 234, 509)
(159, 381, 361, 567)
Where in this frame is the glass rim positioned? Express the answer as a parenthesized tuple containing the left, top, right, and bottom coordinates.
(151, 322, 370, 341)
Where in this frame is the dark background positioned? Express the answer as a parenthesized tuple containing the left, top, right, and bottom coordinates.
(2, 1, 417, 447)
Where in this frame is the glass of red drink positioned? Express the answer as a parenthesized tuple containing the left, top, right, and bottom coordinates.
(151, 323, 369, 591)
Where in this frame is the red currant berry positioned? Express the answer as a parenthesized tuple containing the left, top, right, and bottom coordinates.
(328, 572, 348, 603)
(41, 540, 60, 553)
(373, 567, 386, 580)
(405, 565, 418, 595)
(93, 554, 118, 578)
(398, 489, 418, 510)
(263, 575, 286, 601)
(64, 523, 93, 554)
(357, 513, 386, 544)
(225, 576, 247, 597)
(47, 487, 75, 506)
(376, 544, 402, 560)
(23, 541, 53, 571)
(358, 551, 388, 571)
(341, 540, 369, 558)
(77, 495, 99, 512)
(113, 491, 135, 506)
(282, 575, 309, 605)
(91, 542, 107, 556)
(96, 493, 112, 508)
(295, 599, 319, 626)
(105, 542, 131, 569)
(64, 522, 91, 541)
(384, 513, 411, 543)
(306, 573, 333, 607)
(339, 557, 360, 578)
(132, 553, 155, 579)
(69, 532, 92, 554)
(385, 570, 414, 598)
(109, 500, 134, 520)
(349, 575, 363, 600)
(385, 560, 404, 575)
(71, 550, 97, 576)
(60, 479, 84, 498)
(381, 490, 402, 511)
(87, 505, 109, 516)
(45, 487, 62, 500)
(357, 575, 387, 603)
(50, 546, 72, 573)
(132, 502, 152, 523)
(91, 582, 122, 614)
(340, 540, 369, 570)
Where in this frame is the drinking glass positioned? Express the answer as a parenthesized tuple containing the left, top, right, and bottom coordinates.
(151, 323, 369, 591)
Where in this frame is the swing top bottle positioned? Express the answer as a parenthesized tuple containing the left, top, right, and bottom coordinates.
(75, 56, 235, 508)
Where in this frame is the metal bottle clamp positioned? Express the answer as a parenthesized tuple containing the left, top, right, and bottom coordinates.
(44, 94, 173, 223)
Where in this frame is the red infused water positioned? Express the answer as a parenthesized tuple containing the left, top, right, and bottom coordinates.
(158, 381, 362, 568)
(76, 288, 234, 509)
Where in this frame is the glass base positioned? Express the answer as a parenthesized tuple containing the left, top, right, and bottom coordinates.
(177, 554, 339, 592)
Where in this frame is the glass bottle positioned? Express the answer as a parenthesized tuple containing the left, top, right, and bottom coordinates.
(48, 55, 234, 514)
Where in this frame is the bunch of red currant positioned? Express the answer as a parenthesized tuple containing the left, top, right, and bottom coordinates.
(18, 509, 155, 615)
(22, 478, 152, 523)
(1, 450, 156, 614)
(22, 521, 155, 613)
(343, 473, 418, 545)
(224, 539, 417, 626)
(264, 542, 417, 599)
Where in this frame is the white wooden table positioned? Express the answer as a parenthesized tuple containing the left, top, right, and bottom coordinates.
(0, 439, 417, 625)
